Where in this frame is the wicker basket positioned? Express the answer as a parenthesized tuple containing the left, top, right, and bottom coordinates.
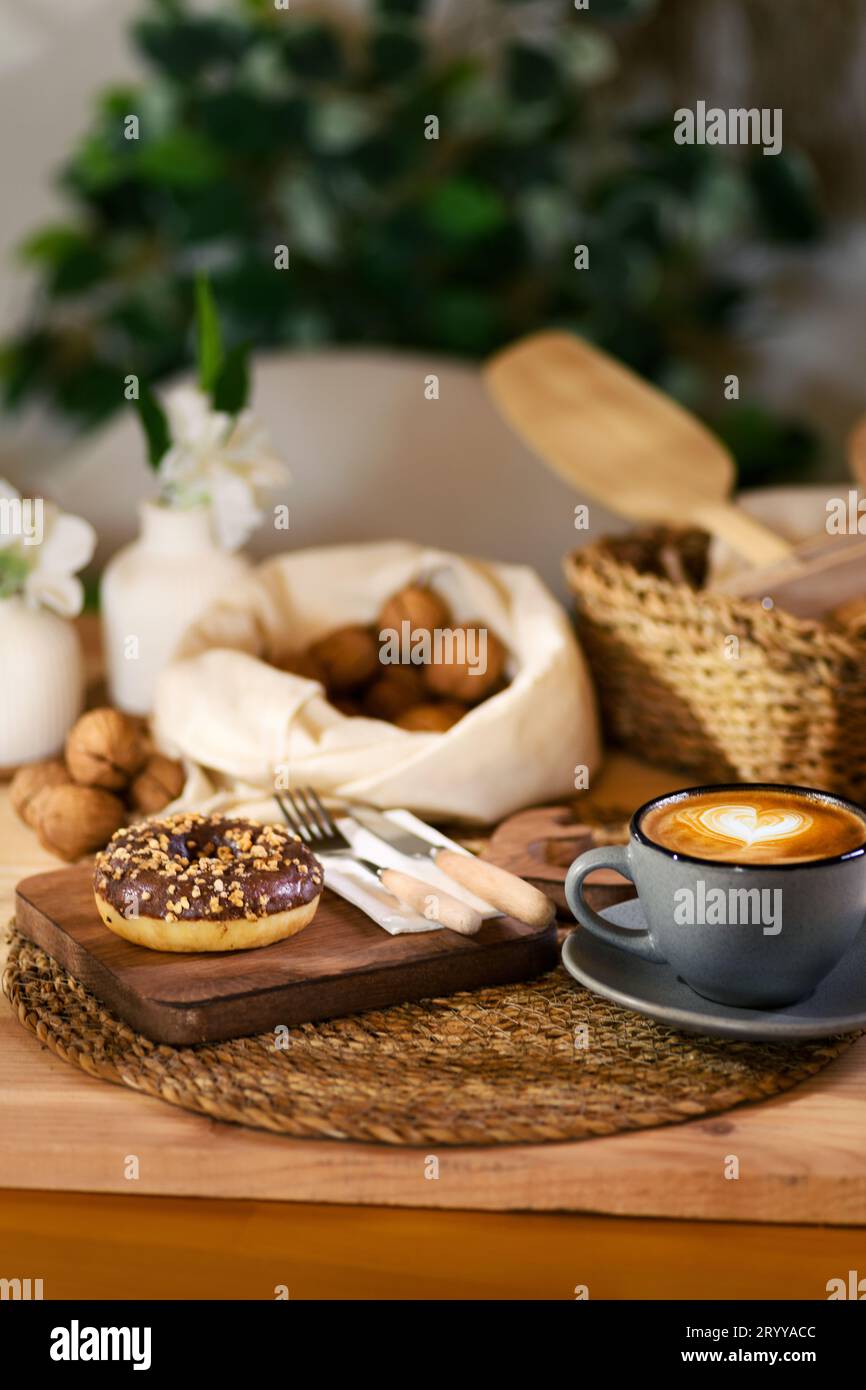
(564, 527, 866, 801)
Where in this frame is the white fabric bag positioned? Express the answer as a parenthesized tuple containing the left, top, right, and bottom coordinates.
(153, 541, 600, 824)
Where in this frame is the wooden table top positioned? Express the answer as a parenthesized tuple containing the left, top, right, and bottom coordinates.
(3, 707, 866, 1296)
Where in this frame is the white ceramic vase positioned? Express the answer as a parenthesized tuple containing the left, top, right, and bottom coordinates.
(0, 595, 84, 767)
(101, 501, 249, 716)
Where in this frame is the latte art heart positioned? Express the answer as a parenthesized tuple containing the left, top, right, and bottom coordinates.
(642, 790, 865, 864)
(683, 803, 813, 847)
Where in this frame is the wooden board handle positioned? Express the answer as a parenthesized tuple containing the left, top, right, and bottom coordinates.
(434, 849, 554, 928)
(379, 868, 482, 936)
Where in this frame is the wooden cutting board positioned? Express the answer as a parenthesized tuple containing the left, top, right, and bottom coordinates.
(14, 866, 558, 1045)
(482, 804, 635, 918)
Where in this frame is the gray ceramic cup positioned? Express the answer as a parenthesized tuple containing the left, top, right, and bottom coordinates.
(565, 783, 866, 1008)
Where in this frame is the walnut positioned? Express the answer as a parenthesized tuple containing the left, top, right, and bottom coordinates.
(130, 754, 186, 814)
(378, 585, 451, 642)
(309, 625, 379, 694)
(10, 759, 71, 828)
(362, 666, 426, 721)
(65, 708, 148, 790)
(33, 784, 126, 862)
(274, 649, 326, 683)
(396, 701, 467, 732)
(425, 624, 507, 703)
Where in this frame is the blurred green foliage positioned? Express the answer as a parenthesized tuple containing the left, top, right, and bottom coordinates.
(1, 0, 823, 481)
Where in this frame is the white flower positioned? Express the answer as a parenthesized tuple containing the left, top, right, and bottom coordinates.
(0, 479, 95, 618)
(158, 386, 289, 550)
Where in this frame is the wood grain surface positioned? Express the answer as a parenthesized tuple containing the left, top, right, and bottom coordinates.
(3, 749, 866, 1224)
(3, 1190, 864, 1300)
(15, 866, 556, 1043)
(482, 803, 635, 916)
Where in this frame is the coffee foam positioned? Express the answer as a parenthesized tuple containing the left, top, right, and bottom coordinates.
(685, 803, 812, 850)
(641, 790, 866, 864)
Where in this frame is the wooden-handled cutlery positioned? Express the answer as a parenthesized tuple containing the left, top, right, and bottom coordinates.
(349, 806, 555, 928)
(276, 789, 483, 935)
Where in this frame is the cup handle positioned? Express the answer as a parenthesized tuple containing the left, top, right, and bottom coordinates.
(564, 846, 666, 963)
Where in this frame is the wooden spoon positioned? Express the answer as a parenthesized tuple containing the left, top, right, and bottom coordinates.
(484, 331, 792, 566)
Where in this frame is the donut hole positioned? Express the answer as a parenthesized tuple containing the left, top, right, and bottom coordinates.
(169, 825, 241, 867)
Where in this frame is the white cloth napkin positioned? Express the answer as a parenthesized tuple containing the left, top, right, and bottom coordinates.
(322, 809, 499, 935)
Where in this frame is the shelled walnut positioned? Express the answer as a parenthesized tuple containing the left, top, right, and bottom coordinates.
(272, 580, 511, 735)
(378, 585, 451, 641)
(363, 666, 426, 721)
(309, 625, 379, 693)
(425, 623, 506, 704)
(396, 702, 467, 732)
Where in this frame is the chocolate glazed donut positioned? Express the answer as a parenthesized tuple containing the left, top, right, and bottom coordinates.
(94, 813, 324, 953)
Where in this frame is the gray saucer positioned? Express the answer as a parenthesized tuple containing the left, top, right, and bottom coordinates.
(561, 899, 866, 1040)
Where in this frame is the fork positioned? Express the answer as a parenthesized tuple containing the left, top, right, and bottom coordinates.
(275, 788, 482, 936)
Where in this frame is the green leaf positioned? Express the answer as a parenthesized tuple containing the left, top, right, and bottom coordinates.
(308, 96, 377, 153)
(195, 90, 287, 158)
(81, 572, 101, 614)
(67, 131, 127, 192)
(375, 0, 428, 16)
(20, 226, 108, 297)
(277, 172, 340, 261)
(212, 341, 250, 415)
(559, 29, 618, 85)
(0, 550, 30, 600)
(505, 42, 561, 104)
(133, 16, 252, 81)
(422, 179, 508, 243)
(421, 288, 500, 355)
(516, 187, 577, 258)
(137, 130, 224, 187)
(54, 358, 128, 426)
(20, 225, 88, 264)
(133, 381, 171, 470)
(588, 0, 657, 17)
(0, 333, 53, 408)
(280, 22, 343, 80)
(748, 150, 822, 243)
(443, 68, 505, 137)
(713, 405, 818, 489)
(369, 24, 425, 82)
(195, 274, 224, 395)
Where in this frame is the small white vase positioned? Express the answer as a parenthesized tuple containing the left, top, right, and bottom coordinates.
(101, 501, 249, 716)
(0, 596, 84, 767)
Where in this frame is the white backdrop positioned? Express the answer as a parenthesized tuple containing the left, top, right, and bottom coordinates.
(44, 349, 616, 601)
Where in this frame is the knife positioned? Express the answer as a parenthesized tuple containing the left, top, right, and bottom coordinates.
(351, 807, 554, 928)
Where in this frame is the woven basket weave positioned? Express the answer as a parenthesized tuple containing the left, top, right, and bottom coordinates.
(4, 929, 857, 1146)
(565, 527, 866, 799)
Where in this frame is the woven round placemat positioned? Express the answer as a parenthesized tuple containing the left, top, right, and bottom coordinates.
(3, 928, 857, 1146)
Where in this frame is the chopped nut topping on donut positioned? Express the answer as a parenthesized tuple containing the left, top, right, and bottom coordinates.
(94, 812, 323, 924)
